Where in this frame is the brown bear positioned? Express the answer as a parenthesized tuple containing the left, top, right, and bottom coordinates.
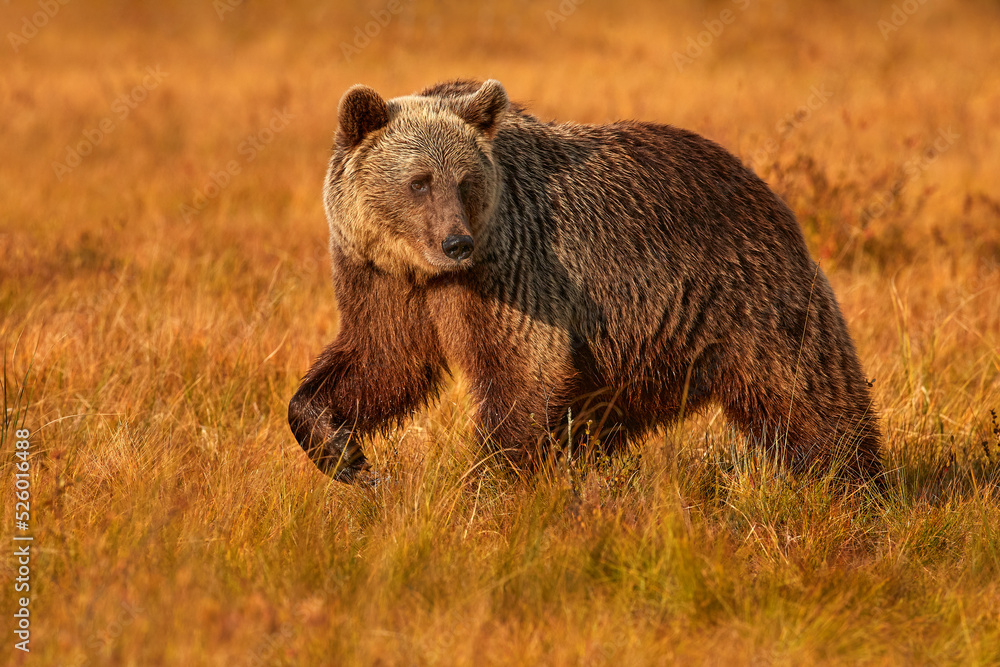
(288, 79, 883, 485)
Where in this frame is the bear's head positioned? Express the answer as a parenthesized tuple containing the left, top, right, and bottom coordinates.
(324, 79, 510, 278)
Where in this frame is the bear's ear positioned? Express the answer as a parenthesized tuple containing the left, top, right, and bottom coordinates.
(336, 84, 390, 150)
(457, 79, 509, 139)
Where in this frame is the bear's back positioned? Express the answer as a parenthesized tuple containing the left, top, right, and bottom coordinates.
(416, 80, 808, 272)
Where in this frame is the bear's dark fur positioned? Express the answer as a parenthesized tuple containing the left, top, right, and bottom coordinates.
(288, 79, 883, 485)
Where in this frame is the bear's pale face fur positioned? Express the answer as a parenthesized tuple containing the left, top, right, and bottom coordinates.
(324, 81, 508, 278)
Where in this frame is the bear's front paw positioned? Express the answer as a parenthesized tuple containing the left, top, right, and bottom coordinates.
(297, 420, 371, 482)
(288, 397, 370, 483)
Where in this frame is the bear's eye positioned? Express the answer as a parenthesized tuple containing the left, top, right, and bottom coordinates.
(410, 177, 430, 193)
(459, 177, 477, 205)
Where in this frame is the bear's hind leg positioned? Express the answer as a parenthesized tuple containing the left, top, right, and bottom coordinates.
(720, 375, 884, 485)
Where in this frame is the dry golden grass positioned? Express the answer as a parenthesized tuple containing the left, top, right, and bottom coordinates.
(2, 0, 999, 664)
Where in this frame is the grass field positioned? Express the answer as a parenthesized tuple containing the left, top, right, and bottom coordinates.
(2, 0, 999, 664)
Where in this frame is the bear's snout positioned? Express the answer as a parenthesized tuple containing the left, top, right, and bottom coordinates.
(442, 235, 474, 261)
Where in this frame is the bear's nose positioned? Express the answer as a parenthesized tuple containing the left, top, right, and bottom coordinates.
(442, 235, 474, 261)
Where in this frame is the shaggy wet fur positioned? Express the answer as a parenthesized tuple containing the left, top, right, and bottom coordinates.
(288, 79, 883, 484)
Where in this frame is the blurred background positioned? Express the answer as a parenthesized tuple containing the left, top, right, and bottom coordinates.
(4, 0, 998, 276)
(2, 1, 999, 664)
